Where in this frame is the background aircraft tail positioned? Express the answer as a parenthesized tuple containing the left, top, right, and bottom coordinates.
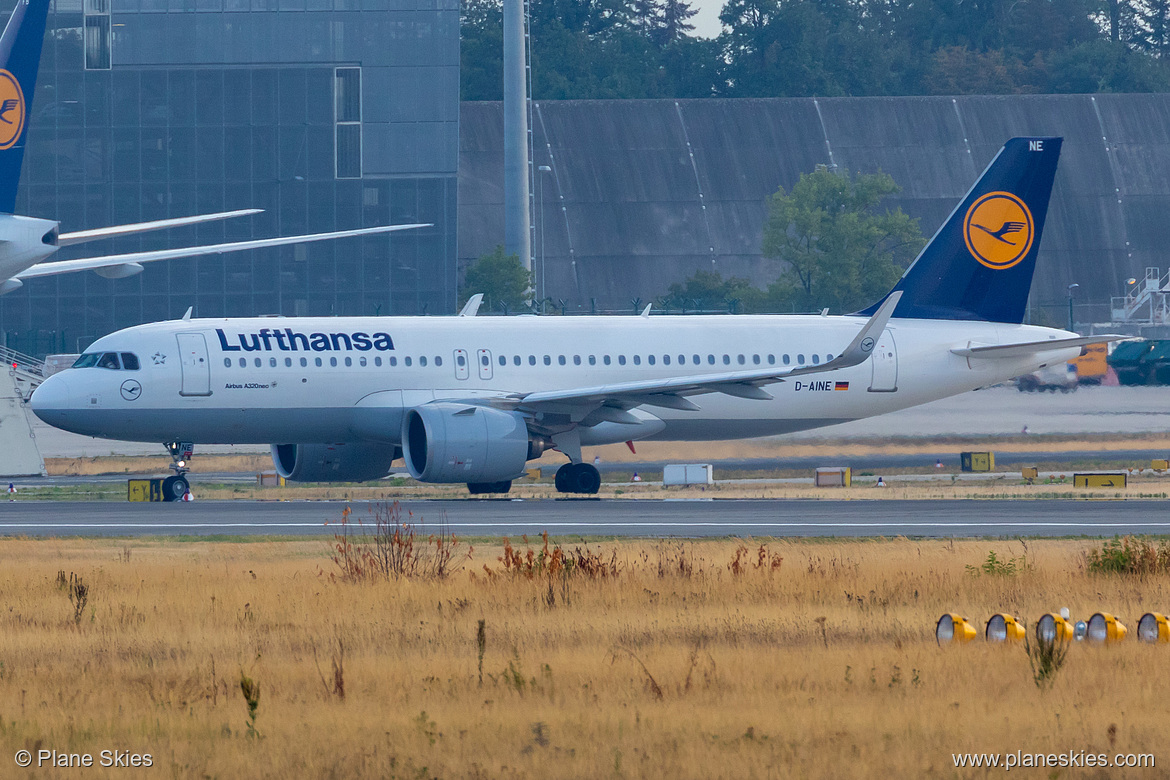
(0, 0, 49, 215)
(859, 137, 1062, 324)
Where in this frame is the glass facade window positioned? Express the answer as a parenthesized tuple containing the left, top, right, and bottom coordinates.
(2, 0, 458, 354)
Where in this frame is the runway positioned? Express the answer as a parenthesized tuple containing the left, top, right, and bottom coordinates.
(1, 498, 1167, 538)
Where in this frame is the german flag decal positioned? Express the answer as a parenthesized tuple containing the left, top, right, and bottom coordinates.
(834, 381, 849, 391)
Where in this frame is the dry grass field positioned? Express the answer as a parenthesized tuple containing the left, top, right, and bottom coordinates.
(1, 524, 1169, 778)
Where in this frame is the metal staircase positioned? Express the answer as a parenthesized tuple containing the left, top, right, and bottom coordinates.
(0, 345, 46, 401)
(1111, 267, 1170, 325)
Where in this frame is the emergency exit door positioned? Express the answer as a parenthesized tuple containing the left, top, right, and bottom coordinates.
(177, 332, 212, 396)
(477, 349, 493, 380)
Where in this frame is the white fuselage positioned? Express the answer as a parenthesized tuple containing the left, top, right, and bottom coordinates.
(30, 314, 1078, 447)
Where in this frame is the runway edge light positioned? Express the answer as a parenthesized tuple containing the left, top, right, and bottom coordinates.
(1138, 613, 1170, 643)
(936, 613, 977, 644)
(1036, 612, 1075, 642)
(1087, 612, 1127, 644)
(985, 613, 1026, 642)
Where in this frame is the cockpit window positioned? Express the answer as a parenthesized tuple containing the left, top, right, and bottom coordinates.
(73, 351, 133, 370)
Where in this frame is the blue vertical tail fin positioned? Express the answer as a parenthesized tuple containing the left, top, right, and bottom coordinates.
(859, 137, 1062, 324)
(0, 0, 49, 215)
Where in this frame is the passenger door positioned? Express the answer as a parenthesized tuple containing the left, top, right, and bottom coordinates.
(177, 332, 212, 396)
(476, 349, 493, 380)
(868, 329, 898, 392)
(454, 349, 469, 380)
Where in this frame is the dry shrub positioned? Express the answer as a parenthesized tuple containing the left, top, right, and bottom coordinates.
(326, 502, 471, 582)
(729, 543, 783, 575)
(1084, 535, 1170, 576)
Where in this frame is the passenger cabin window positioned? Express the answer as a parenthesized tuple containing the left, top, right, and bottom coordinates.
(404, 357, 412, 367)
(528, 355, 536, 366)
(573, 355, 581, 365)
(498, 355, 506, 366)
(287, 358, 294, 367)
(707, 354, 715, 365)
(420, 356, 427, 367)
(722, 355, 731, 365)
(588, 355, 596, 366)
(300, 358, 308, 367)
(330, 357, 338, 367)
(783, 354, 791, 365)
(254, 358, 262, 367)
(121, 353, 140, 370)
(812, 354, 820, 365)
(797, 354, 805, 365)
(604, 355, 611, 365)
(513, 356, 521, 366)
(435, 356, 442, 367)
(223, 358, 231, 367)
(737, 354, 745, 365)
(647, 355, 655, 365)
(558, 355, 566, 366)
(543, 355, 551, 366)
(344, 357, 352, 367)
(239, 358, 247, 367)
(359, 357, 366, 367)
(618, 355, 626, 366)
(633, 355, 641, 366)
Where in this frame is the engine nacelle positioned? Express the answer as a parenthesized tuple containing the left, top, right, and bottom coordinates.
(271, 442, 400, 483)
(402, 403, 530, 483)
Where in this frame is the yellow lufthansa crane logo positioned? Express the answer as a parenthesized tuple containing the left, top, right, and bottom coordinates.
(963, 191, 1034, 270)
(0, 69, 25, 150)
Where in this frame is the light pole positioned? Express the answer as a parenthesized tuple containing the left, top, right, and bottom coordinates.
(537, 165, 552, 307)
(1067, 283, 1079, 332)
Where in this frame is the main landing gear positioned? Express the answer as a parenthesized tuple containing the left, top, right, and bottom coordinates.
(554, 462, 601, 495)
(162, 441, 193, 502)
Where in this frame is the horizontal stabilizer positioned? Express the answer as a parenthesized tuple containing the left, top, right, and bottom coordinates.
(951, 335, 1124, 359)
(57, 209, 263, 247)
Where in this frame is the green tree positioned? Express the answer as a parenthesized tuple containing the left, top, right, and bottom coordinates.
(762, 166, 924, 314)
(662, 269, 771, 312)
(462, 246, 534, 312)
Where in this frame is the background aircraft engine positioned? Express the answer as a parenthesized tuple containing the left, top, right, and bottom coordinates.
(271, 442, 400, 483)
(402, 403, 530, 483)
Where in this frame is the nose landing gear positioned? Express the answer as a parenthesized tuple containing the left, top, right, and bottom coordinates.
(162, 441, 193, 502)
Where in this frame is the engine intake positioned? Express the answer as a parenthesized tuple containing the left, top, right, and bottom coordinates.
(402, 403, 530, 483)
(271, 442, 400, 483)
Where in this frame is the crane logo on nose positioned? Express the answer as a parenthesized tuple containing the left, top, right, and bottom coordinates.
(120, 379, 142, 401)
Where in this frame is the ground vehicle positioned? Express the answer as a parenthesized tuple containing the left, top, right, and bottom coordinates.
(1017, 363, 1078, 392)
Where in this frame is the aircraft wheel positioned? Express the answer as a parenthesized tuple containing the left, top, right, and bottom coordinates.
(467, 481, 512, 495)
(162, 475, 189, 502)
(555, 463, 600, 495)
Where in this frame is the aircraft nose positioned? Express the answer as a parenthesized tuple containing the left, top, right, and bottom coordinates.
(29, 373, 73, 424)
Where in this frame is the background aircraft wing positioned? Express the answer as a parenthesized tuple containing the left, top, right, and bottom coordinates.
(506, 292, 901, 413)
(14, 223, 431, 279)
(56, 209, 263, 247)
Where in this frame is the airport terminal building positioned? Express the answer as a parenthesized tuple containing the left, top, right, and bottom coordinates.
(0, 0, 459, 354)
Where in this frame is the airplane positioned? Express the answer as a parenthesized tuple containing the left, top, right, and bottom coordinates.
(30, 136, 1116, 500)
(0, 0, 428, 296)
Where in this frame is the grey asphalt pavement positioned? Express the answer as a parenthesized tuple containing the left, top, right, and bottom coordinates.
(0, 499, 1164, 538)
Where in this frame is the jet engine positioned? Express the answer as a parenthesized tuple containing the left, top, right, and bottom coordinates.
(402, 403, 530, 483)
(271, 442, 400, 483)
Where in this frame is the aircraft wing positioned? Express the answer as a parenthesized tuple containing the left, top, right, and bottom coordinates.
(950, 335, 1124, 359)
(56, 209, 263, 247)
(507, 292, 902, 413)
(15, 223, 431, 279)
